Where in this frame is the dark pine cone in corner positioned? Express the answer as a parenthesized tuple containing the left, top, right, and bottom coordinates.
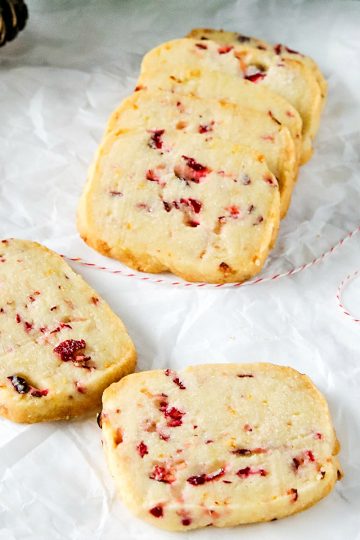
(0, 0, 28, 47)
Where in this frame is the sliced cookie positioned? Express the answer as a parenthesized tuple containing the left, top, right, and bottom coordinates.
(139, 38, 322, 163)
(107, 90, 297, 217)
(0, 239, 136, 423)
(101, 363, 341, 531)
(78, 129, 280, 284)
(137, 67, 302, 165)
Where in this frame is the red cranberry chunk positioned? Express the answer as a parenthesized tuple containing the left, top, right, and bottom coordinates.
(53, 339, 86, 362)
(237, 467, 268, 478)
(146, 169, 160, 183)
(180, 198, 202, 214)
(195, 43, 207, 50)
(187, 468, 225, 485)
(245, 72, 266, 83)
(30, 388, 49, 398)
(149, 505, 163, 518)
(137, 441, 149, 458)
(187, 473, 206, 486)
(164, 369, 186, 389)
(148, 129, 165, 150)
(174, 156, 211, 184)
(218, 45, 234, 54)
(149, 465, 175, 484)
(165, 406, 185, 427)
(182, 518, 192, 526)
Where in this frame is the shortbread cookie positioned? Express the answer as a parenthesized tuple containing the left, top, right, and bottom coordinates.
(140, 38, 322, 162)
(187, 28, 327, 100)
(78, 130, 280, 284)
(101, 363, 342, 531)
(106, 90, 297, 217)
(138, 67, 303, 164)
(0, 239, 136, 423)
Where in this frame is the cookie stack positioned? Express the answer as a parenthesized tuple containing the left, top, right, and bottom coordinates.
(78, 28, 326, 284)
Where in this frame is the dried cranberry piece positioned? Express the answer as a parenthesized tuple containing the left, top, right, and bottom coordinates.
(274, 44, 282, 55)
(53, 339, 86, 362)
(148, 129, 165, 150)
(218, 45, 233, 54)
(30, 388, 49, 398)
(137, 441, 149, 458)
(182, 155, 208, 174)
(245, 72, 266, 83)
(182, 518, 192, 526)
(180, 198, 202, 214)
(149, 505, 163, 518)
(149, 465, 175, 484)
(163, 201, 172, 212)
(165, 407, 185, 427)
(198, 121, 214, 134)
(187, 468, 225, 485)
(146, 169, 160, 183)
(7, 375, 30, 394)
(237, 467, 268, 478)
(187, 474, 206, 486)
(195, 43, 207, 50)
(109, 191, 123, 197)
(164, 369, 186, 389)
(7, 375, 48, 397)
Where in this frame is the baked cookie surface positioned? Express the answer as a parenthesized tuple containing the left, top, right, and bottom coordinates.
(78, 130, 280, 284)
(0, 239, 136, 423)
(187, 28, 327, 100)
(140, 38, 322, 163)
(107, 90, 297, 217)
(101, 363, 341, 531)
(138, 65, 303, 164)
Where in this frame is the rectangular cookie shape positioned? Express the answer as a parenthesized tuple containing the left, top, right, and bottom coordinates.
(77, 129, 280, 284)
(187, 28, 327, 101)
(101, 363, 341, 531)
(139, 38, 322, 163)
(0, 239, 136, 423)
(137, 67, 303, 165)
(107, 90, 297, 218)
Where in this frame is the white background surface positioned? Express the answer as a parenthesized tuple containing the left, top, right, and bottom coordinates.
(0, 1, 359, 538)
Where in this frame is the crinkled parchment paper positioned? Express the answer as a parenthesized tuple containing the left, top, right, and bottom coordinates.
(0, 1, 359, 539)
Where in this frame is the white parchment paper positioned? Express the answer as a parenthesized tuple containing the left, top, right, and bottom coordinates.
(0, 1, 359, 538)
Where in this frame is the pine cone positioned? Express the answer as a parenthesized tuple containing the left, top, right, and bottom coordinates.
(0, 0, 28, 47)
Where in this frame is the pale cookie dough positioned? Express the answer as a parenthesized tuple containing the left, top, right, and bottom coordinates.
(0, 239, 136, 423)
(78, 130, 280, 284)
(101, 363, 342, 531)
(140, 38, 322, 163)
(107, 90, 297, 217)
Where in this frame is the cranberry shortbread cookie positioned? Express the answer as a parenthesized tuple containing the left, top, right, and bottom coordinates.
(138, 67, 302, 164)
(187, 28, 327, 100)
(0, 239, 136, 423)
(78, 130, 280, 284)
(140, 38, 322, 162)
(107, 90, 297, 217)
(101, 363, 342, 531)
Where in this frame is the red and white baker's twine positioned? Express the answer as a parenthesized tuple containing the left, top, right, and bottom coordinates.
(336, 269, 360, 324)
(62, 225, 360, 289)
